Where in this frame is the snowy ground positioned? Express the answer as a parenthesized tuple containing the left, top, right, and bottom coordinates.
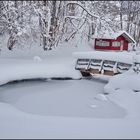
(0, 57, 81, 85)
(104, 69, 140, 118)
(0, 43, 140, 138)
(0, 78, 140, 138)
(0, 79, 125, 118)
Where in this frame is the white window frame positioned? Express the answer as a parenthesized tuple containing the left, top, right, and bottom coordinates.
(112, 41, 121, 47)
(96, 40, 109, 47)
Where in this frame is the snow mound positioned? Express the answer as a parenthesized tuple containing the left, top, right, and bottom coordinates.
(33, 56, 42, 62)
(104, 69, 140, 117)
(104, 69, 140, 94)
(107, 89, 140, 118)
(90, 104, 98, 108)
(94, 94, 108, 101)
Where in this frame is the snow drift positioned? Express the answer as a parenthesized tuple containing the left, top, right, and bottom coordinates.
(104, 68, 140, 117)
(0, 58, 82, 86)
(104, 68, 140, 94)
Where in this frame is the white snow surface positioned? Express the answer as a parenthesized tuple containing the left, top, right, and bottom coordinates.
(104, 69, 140, 118)
(0, 58, 81, 86)
(0, 79, 140, 139)
(0, 101, 139, 139)
(33, 56, 42, 62)
(104, 69, 140, 94)
(0, 43, 140, 138)
(0, 39, 94, 85)
(73, 50, 139, 64)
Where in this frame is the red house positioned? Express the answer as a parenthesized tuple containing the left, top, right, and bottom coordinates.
(94, 31, 136, 51)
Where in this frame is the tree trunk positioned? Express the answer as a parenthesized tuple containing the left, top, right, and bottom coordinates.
(48, 1, 57, 50)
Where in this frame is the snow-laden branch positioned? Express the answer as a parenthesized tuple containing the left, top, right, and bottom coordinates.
(65, 14, 88, 42)
(66, 2, 99, 19)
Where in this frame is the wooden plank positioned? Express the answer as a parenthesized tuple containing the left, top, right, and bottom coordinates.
(89, 69, 101, 74)
(103, 70, 114, 76)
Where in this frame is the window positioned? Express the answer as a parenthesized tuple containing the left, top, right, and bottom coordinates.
(96, 40, 109, 47)
(112, 41, 121, 47)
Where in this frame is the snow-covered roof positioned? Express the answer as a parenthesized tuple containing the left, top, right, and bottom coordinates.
(94, 30, 136, 43)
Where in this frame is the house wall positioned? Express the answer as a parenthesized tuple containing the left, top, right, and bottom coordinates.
(115, 36, 128, 50)
(94, 35, 128, 51)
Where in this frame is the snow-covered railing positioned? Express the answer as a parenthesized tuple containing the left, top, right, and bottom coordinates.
(133, 62, 140, 74)
(75, 58, 132, 76)
(73, 51, 138, 76)
(117, 62, 132, 74)
(75, 59, 90, 70)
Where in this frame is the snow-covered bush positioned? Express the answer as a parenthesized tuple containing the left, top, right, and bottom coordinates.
(132, 54, 140, 74)
(33, 56, 42, 62)
(133, 63, 140, 74)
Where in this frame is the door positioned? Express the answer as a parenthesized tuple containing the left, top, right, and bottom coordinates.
(120, 40, 124, 51)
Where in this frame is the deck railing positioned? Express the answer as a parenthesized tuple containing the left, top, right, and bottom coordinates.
(75, 58, 133, 76)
